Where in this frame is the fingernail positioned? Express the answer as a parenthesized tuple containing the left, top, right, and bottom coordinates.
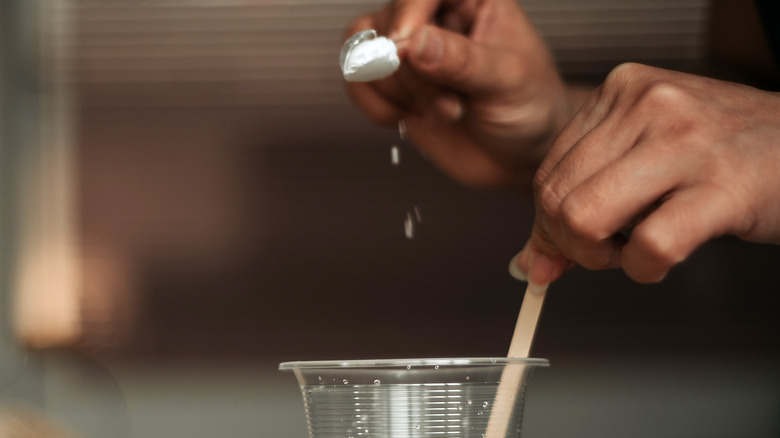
(415, 27, 442, 66)
(508, 253, 528, 282)
(527, 280, 548, 295)
(527, 250, 551, 294)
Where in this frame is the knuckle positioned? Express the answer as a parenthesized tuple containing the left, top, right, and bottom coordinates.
(559, 195, 604, 242)
(630, 225, 681, 271)
(639, 80, 690, 109)
(536, 179, 565, 222)
(604, 62, 645, 89)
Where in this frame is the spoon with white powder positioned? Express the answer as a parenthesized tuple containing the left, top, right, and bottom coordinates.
(340, 30, 401, 82)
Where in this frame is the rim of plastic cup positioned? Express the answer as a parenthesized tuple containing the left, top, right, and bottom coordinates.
(279, 357, 549, 370)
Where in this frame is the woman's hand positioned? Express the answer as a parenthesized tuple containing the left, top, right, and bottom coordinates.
(514, 63, 780, 287)
(344, 0, 574, 190)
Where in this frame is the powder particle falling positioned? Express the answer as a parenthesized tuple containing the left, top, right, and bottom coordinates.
(391, 145, 400, 165)
(404, 212, 414, 239)
(398, 120, 407, 140)
(404, 207, 423, 239)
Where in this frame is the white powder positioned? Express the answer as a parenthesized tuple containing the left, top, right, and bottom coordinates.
(340, 31, 400, 82)
(404, 212, 414, 239)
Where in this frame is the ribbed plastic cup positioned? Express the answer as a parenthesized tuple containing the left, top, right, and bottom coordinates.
(279, 357, 548, 438)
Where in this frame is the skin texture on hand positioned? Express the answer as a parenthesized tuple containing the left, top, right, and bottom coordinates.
(515, 63, 780, 286)
(344, 0, 575, 190)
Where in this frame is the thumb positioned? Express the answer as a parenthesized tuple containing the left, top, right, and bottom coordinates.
(406, 25, 523, 96)
(510, 226, 572, 289)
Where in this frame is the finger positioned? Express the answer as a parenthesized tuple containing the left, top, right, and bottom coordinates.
(621, 186, 739, 283)
(344, 14, 378, 41)
(395, 65, 464, 121)
(561, 135, 685, 240)
(536, 106, 660, 268)
(522, 223, 572, 288)
(371, 70, 416, 109)
(387, 0, 442, 40)
(406, 25, 526, 96)
(345, 82, 405, 127)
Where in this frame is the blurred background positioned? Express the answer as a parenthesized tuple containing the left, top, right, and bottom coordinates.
(1, 0, 779, 437)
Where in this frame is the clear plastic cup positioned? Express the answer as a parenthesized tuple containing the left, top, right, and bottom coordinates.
(279, 357, 548, 438)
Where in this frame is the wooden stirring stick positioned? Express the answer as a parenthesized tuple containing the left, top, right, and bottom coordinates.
(507, 283, 548, 358)
(485, 282, 548, 438)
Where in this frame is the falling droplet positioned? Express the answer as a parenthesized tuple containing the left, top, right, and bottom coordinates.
(317, 376, 322, 381)
(465, 376, 470, 381)
(391, 145, 400, 166)
(343, 379, 349, 384)
(374, 379, 381, 385)
(404, 212, 414, 239)
(482, 401, 489, 408)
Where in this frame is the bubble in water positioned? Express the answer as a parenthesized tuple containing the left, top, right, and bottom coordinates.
(404, 212, 414, 239)
(391, 145, 400, 166)
(467, 400, 472, 405)
(434, 365, 439, 370)
(477, 412, 483, 416)
(317, 376, 322, 381)
(343, 379, 349, 384)
(457, 405, 463, 411)
(482, 401, 489, 408)
(510, 395, 515, 400)
(490, 359, 497, 364)
(406, 365, 412, 370)
(415, 424, 420, 430)
(465, 376, 470, 381)
(374, 379, 381, 384)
